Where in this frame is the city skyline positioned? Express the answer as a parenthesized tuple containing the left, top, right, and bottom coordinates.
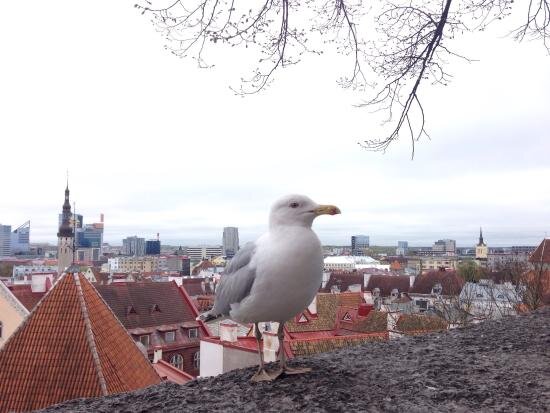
(1, 1, 549, 250)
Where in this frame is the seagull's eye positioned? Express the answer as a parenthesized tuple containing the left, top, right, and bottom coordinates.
(289, 202, 299, 208)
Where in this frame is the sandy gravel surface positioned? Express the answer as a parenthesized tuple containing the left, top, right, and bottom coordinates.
(42, 308, 550, 412)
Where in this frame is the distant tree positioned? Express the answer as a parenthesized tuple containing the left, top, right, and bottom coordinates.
(0, 263, 13, 277)
(136, 0, 549, 156)
(457, 260, 482, 283)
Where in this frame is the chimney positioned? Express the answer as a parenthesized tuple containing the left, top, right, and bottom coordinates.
(358, 303, 373, 317)
(153, 346, 163, 363)
(363, 273, 372, 289)
(100, 213, 104, 223)
(409, 275, 416, 288)
(262, 331, 279, 363)
(31, 274, 46, 293)
(219, 321, 238, 343)
(307, 295, 317, 315)
(387, 311, 401, 332)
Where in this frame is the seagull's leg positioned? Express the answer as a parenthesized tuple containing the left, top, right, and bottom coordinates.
(250, 322, 273, 382)
(277, 321, 311, 375)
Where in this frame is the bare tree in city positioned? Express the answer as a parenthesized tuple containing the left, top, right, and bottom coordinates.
(135, 0, 549, 156)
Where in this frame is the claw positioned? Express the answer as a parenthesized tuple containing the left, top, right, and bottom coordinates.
(251, 368, 276, 382)
(283, 366, 311, 375)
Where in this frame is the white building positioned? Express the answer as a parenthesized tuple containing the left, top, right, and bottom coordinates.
(323, 256, 389, 271)
(459, 280, 522, 321)
(186, 246, 223, 261)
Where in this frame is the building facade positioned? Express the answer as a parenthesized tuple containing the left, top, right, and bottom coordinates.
(396, 241, 408, 256)
(222, 227, 239, 258)
(146, 239, 161, 255)
(123, 236, 146, 256)
(186, 246, 223, 261)
(351, 235, 370, 256)
(10, 221, 30, 254)
(0, 225, 11, 257)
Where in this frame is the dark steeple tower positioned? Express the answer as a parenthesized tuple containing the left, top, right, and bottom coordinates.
(57, 179, 75, 275)
(478, 227, 485, 247)
(57, 182, 74, 238)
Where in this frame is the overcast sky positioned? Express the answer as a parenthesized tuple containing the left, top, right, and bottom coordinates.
(1, 0, 549, 247)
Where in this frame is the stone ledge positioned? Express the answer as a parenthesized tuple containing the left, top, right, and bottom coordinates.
(42, 308, 550, 412)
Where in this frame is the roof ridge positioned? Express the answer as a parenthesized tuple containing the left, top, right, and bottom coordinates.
(73, 273, 108, 396)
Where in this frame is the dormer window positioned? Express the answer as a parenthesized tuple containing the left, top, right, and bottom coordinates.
(139, 334, 150, 347)
(342, 312, 352, 322)
(373, 288, 380, 298)
(126, 306, 137, 315)
(432, 283, 443, 295)
(297, 314, 308, 323)
(188, 328, 198, 339)
(150, 304, 161, 313)
(165, 331, 176, 343)
(391, 288, 399, 298)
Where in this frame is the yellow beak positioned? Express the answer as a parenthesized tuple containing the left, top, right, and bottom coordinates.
(314, 204, 341, 216)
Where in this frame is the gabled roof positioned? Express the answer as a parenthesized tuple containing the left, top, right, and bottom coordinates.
(95, 281, 198, 330)
(410, 270, 464, 296)
(286, 294, 339, 332)
(0, 273, 160, 413)
(529, 239, 550, 264)
(366, 275, 411, 296)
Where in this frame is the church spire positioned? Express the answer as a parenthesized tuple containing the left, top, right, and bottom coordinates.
(478, 227, 485, 247)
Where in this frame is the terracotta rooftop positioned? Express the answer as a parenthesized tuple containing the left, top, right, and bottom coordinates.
(396, 314, 448, 334)
(0, 273, 160, 413)
(320, 273, 364, 293)
(7, 284, 48, 311)
(153, 360, 194, 385)
(365, 274, 411, 296)
(95, 281, 198, 330)
(410, 270, 464, 296)
(181, 277, 215, 297)
(529, 239, 550, 264)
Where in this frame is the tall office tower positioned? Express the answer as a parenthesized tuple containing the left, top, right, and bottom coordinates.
(145, 240, 161, 255)
(11, 221, 30, 254)
(0, 224, 12, 257)
(433, 239, 457, 255)
(222, 227, 239, 258)
(123, 236, 146, 256)
(351, 235, 370, 256)
(396, 241, 408, 256)
(57, 183, 75, 274)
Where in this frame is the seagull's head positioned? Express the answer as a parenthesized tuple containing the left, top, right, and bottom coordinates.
(269, 194, 341, 229)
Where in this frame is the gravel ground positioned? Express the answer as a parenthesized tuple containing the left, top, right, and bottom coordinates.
(43, 308, 550, 413)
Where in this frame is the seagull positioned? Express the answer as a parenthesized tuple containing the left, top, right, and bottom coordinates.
(202, 194, 340, 382)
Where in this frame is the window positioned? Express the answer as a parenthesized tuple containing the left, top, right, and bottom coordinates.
(188, 328, 198, 339)
(165, 331, 176, 342)
(170, 354, 184, 370)
(342, 312, 352, 322)
(139, 334, 150, 347)
(193, 352, 200, 369)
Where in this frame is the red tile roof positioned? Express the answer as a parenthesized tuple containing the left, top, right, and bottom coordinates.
(410, 270, 464, 296)
(0, 273, 160, 413)
(7, 284, 47, 311)
(153, 360, 194, 384)
(366, 274, 411, 296)
(320, 273, 364, 293)
(529, 239, 550, 264)
(95, 282, 198, 329)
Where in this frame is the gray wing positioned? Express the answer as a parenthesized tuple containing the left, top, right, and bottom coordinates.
(210, 242, 257, 317)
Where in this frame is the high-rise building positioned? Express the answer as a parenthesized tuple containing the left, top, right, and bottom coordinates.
(57, 183, 75, 275)
(11, 221, 30, 254)
(222, 227, 239, 258)
(396, 241, 408, 256)
(123, 236, 146, 256)
(351, 235, 370, 256)
(432, 239, 456, 255)
(0, 225, 12, 257)
(145, 240, 161, 255)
